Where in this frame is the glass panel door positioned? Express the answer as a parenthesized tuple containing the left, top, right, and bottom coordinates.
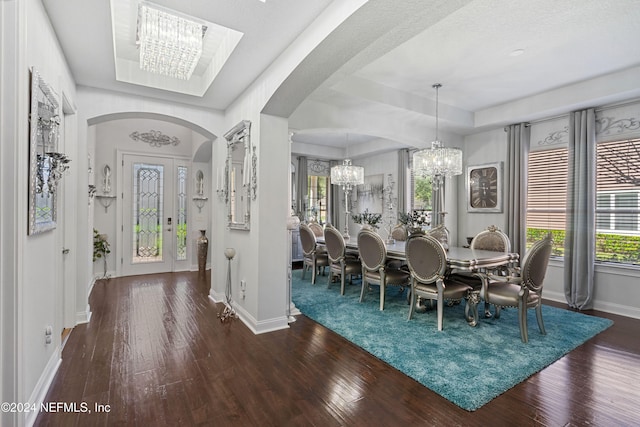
(122, 155, 185, 276)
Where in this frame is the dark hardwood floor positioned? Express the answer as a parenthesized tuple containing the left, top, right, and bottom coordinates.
(35, 271, 640, 426)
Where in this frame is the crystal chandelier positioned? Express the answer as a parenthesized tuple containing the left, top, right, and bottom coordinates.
(137, 2, 206, 80)
(331, 159, 364, 239)
(331, 159, 364, 190)
(413, 84, 463, 178)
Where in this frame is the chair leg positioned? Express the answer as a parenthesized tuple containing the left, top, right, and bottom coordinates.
(407, 281, 416, 320)
(519, 300, 528, 343)
(327, 270, 333, 288)
(311, 260, 317, 285)
(359, 277, 367, 302)
(340, 272, 346, 296)
(380, 283, 385, 311)
(536, 304, 546, 335)
(494, 305, 502, 319)
(301, 263, 307, 280)
(436, 294, 444, 331)
(484, 301, 493, 318)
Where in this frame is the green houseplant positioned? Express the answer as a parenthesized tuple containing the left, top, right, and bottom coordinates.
(352, 208, 382, 230)
(93, 228, 111, 278)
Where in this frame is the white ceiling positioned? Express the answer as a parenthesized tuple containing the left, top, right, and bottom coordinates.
(42, 0, 640, 150)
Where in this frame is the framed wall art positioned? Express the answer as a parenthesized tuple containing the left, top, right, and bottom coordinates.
(466, 161, 503, 213)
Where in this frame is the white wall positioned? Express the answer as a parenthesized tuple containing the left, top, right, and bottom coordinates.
(0, 0, 79, 425)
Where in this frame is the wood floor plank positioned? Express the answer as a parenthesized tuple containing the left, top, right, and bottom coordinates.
(34, 271, 640, 426)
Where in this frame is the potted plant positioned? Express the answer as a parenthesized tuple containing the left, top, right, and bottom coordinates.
(398, 210, 431, 234)
(352, 208, 382, 230)
(93, 228, 111, 278)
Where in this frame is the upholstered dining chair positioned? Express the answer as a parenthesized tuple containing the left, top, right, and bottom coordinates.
(481, 234, 553, 343)
(324, 224, 361, 295)
(391, 224, 408, 241)
(405, 234, 474, 331)
(427, 224, 450, 250)
(357, 228, 410, 310)
(308, 221, 324, 238)
(299, 223, 329, 285)
(449, 225, 514, 316)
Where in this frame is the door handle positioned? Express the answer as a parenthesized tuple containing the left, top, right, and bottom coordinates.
(62, 248, 70, 254)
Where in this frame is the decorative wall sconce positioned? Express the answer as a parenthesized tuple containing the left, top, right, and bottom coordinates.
(192, 169, 208, 212)
(96, 195, 117, 213)
(102, 164, 112, 193)
(95, 164, 116, 213)
(193, 196, 208, 212)
(216, 167, 227, 201)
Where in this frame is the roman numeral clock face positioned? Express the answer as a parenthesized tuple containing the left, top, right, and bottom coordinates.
(469, 166, 498, 208)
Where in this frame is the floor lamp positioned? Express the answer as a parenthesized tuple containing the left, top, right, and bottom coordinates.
(219, 247, 237, 322)
(331, 159, 364, 240)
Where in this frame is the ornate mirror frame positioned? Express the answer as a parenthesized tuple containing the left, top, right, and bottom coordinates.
(224, 120, 255, 230)
(28, 68, 60, 235)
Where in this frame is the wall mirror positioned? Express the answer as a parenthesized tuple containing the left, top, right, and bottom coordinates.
(28, 68, 61, 235)
(224, 120, 253, 230)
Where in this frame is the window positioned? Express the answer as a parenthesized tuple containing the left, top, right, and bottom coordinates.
(409, 153, 433, 225)
(526, 139, 640, 265)
(595, 139, 640, 265)
(526, 148, 567, 256)
(307, 175, 328, 224)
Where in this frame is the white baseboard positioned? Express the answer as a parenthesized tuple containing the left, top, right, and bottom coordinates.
(208, 293, 289, 334)
(25, 349, 61, 427)
(76, 303, 91, 324)
(545, 290, 640, 319)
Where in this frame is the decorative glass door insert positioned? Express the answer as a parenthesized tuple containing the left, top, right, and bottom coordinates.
(121, 154, 191, 276)
(176, 165, 188, 261)
(132, 163, 164, 263)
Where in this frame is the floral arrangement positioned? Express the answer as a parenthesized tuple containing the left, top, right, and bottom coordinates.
(398, 209, 431, 228)
(352, 208, 382, 229)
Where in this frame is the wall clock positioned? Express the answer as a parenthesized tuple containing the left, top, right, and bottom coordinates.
(466, 162, 503, 213)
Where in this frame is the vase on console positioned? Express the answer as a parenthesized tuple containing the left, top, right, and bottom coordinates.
(197, 230, 209, 273)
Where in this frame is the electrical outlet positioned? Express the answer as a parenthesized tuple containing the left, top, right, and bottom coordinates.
(45, 325, 53, 345)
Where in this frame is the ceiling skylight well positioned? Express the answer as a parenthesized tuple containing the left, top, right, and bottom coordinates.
(111, 0, 243, 97)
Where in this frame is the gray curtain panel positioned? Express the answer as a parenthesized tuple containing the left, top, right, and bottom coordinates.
(564, 108, 596, 310)
(297, 156, 307, 219)
(397, 149, 410, 215)
(505, 123, 530, 257)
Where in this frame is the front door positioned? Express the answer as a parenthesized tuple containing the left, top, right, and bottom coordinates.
(121, 154, 190, 276)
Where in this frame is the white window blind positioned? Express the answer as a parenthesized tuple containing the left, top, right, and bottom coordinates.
(526, 148, 567, 256)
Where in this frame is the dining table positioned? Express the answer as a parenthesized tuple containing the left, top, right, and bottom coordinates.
(321, 236, 519, 327)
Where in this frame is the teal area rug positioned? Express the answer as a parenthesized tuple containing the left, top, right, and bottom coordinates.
(292, 271, 613, 411)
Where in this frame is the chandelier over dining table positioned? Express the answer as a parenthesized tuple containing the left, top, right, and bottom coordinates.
(413, 83, 463, 227)
(413, 84, 463, 178)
